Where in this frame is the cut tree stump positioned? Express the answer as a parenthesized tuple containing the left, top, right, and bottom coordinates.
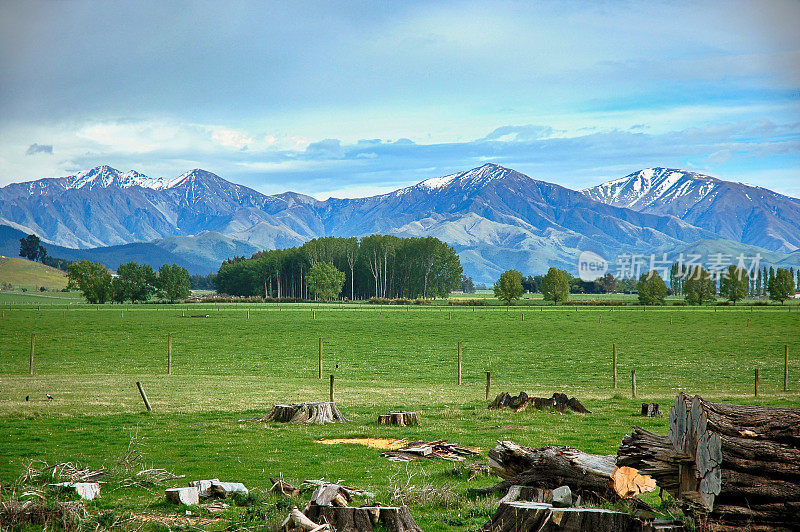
(242, 402, 349, 425)
(475, 441, 655, 501)
(378, 411, 419, 426)
(641, 403, 660, 417)
(618, 393, 800, 530)
(304, 503, 422, 532)
(489, 392, 591, 413)
(478, 502, 669, 532)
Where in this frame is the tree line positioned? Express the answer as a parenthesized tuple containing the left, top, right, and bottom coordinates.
(67, 260, 191, 304)
(214, 235, 463, 300)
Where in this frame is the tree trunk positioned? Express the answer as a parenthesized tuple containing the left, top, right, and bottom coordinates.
(617, 393, 800, 529)
(377, 411, 419, 426)
(304, 504, 422, 532)
(478, 502, 665, 532)
(242, 402, 349, 425)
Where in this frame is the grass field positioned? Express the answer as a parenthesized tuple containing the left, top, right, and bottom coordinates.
(1, 302, 799, 530)
(0, 256, 69, 291)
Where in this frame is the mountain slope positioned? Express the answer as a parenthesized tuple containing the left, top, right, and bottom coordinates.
(583, 168, 800, 252)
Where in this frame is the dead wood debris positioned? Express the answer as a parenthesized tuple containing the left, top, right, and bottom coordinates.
(20, 460, 106, 483)
(0, 498, 87, 531)
(381, 440, 480, 462)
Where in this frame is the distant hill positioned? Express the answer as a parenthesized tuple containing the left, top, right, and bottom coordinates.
(0, 225, 220, 274)
(0, 256, 68, 289)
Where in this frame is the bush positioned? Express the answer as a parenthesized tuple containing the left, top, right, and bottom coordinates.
(448, 299, 489, 306)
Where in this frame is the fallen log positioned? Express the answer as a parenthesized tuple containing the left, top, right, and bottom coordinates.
(378, 411, 419, 426)
(489, 392, 591, 413)
(618, 393, 800, 529)
(479, 502, 676, 532)
(304, 503, 422, 532)
(475, 441, 654, 500)
(241, 402, 349, 425)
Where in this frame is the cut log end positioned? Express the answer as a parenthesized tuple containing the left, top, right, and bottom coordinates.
(377, 411, 419, 426)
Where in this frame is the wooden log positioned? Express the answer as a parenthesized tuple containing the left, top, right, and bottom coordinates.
(486, 371, 491, 401)
(478, 502, 659, 532)
(310, 483, 350, 507)
(618, 393, 800, 528)
(304, 503, 422, 532)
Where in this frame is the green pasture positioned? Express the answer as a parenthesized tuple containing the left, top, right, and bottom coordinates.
(1, 303, 798, 530)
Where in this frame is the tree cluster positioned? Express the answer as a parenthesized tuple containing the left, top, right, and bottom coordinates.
(67, 260, 191, 304)
(214, 235, 462, 300)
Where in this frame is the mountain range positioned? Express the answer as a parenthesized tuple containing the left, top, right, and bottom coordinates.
(1, 164, 798, 282)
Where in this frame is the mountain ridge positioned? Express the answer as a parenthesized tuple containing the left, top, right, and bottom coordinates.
(2, 163, 799, 282)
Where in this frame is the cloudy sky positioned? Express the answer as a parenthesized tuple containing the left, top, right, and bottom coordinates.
(1, 0, 798, 198)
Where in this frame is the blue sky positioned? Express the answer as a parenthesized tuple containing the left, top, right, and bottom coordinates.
(1, 0, 798, 198)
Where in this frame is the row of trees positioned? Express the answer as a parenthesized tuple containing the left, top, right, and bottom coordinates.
(639, 265, 796, 305)
(670, 264, 798, 299)
(215, 235, 463, 300)
(67, 260, 191, 304)
(493, 265, 796, 306)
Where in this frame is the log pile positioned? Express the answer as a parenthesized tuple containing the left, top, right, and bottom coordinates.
(489, 392, 592, 413)
(475, 441, 655, 501)
(381, 440, 479, 462)
(240, 402, 349, 425)
(377, 411, 419, 426)
(617, 393, 800, 530)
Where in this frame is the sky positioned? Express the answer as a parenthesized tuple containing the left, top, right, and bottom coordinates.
(0, 0, 798, 199)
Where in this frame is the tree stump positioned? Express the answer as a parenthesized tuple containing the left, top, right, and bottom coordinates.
(304, 503, 422, 532)
(478, 502, 659, 532)
(641, 403, 660, 417)
(489, 392, 591, 413)
(618, 393, 800, 529)
(378, 411, 419, 426)
(262, 402, 349, 424)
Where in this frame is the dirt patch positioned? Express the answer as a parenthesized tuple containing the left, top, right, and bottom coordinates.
(134, 513, 223, 526)
(316, 438, 407, 450)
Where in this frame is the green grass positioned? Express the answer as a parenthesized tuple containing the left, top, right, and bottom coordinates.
(1, 303, 798, 530)
(0, 256, 69, 290)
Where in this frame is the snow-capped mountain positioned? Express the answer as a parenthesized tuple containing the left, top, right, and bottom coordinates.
(1, 163, 798, 280)
(583, 168, 800, 252)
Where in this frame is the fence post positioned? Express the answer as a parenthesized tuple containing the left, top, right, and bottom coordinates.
(168, 333, 173, 375)
(136, 381, 152, 412)
(485, 371, 491, 401)
(613, 343, 617, 389)
(330, 374, 335, 403)
(318, 337, 323, 379)
(785, 345, 789, 392)
(29, 333, 35, 375)
(631, 369, 636, 398)
(754, 369, 759, 397)
(457, 342, 462, 385)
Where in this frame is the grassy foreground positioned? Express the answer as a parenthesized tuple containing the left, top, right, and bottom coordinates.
(1, 303, 799, 530)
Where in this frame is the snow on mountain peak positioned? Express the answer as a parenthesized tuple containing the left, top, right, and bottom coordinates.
(583, 167, 722, 209)
(65, 165, 177, 190)
(416, 163, 517, 191)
